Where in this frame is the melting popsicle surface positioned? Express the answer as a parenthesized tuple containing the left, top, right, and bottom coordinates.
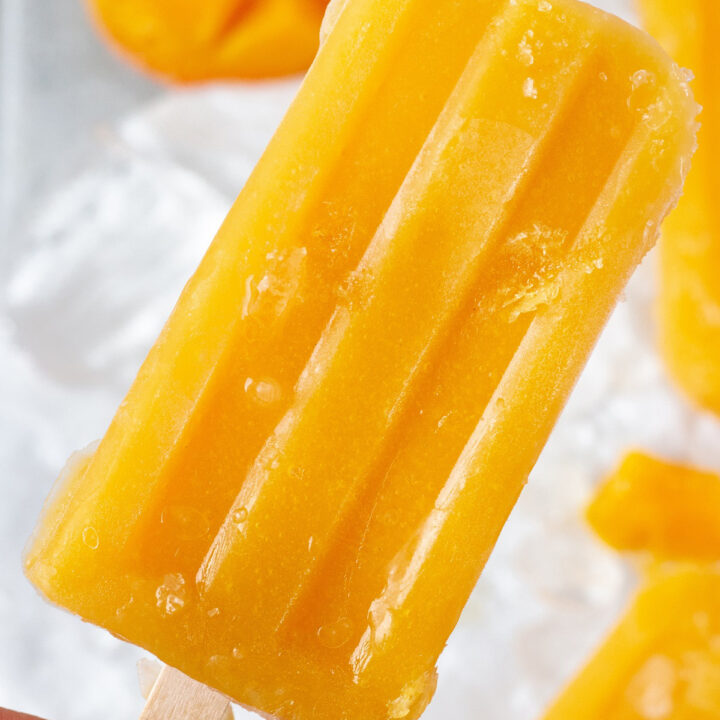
(25, 0, 697, 718)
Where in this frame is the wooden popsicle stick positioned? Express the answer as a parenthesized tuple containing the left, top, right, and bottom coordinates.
(137, 658, 164, 701)
(140, 665, 232, 720)
(0, 710, 46, 720)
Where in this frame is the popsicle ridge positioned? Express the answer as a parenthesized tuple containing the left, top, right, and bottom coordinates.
(197, 0, 598, 644)
(286, 34, 640, 680)
(26, 0, 511, 585)
(346, 76, 697, 695)
(130, 0, 524, 579)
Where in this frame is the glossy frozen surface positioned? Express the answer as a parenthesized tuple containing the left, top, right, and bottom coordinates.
(1, 0, 719, 719)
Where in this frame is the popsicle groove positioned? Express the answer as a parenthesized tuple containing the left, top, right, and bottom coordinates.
(347, 132, 690, 697)
(45, 0, 435, 567)
(129, 0, 509, 579)
(284, 42, 644, 672)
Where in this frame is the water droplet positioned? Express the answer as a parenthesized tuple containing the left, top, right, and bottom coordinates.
(599, 71, 608, 82)
(241, 247, 307, 321)
(232, 646, 244, 659)
(538, 0, 552, 11)
(232, 507, 249, 526)
(115, 594, 134, 619)
(207, 607, 220, 618)
(155, 573, 186, 616)
(366, 598, 394, 648)
(508, 278, 562, 322)
(82, 527, 99, 549)
(241, 275, 258, 318)
(631, 69, 655, 91)
(244, 377, 282, 406)
(523, 77, 538, 99)
(517, 31, 534, 67)
(490, 224, 570, 321)
(317, 617, 353, 649)
(628, 70, 658, 115)
(206, 654, 226, 669)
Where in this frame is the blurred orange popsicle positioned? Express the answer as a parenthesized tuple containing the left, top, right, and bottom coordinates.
(640, 0, 720, 414)
(544, 568, 720, 720)
(548, 451, 720, 720)
(588, 452, 720, 561)
(88, 0, 328, 81)
(25, 0, 697, 717)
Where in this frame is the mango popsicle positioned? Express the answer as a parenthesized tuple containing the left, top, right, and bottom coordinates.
(89, 0, 328, 81)
(640, 0, 720, 414)
(588, 452, 720, 561)
(543, 568, 720, 720)
(25, 0, 698, 718)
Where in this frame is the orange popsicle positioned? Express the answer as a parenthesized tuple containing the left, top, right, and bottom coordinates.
(544, 568, 720, 720)
(25, 0, 697, 718)
(89, 0, 328, 81)
(588, 452, 720, 561)
(641, 0, 720, 414)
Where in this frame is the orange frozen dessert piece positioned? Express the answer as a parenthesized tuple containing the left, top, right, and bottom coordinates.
(88, 0, 328, 81)
(544, 568, 720, 720)
(640, 0, 720, 413)
(588, 451, 720, 561)
(25, 0, 697, 718)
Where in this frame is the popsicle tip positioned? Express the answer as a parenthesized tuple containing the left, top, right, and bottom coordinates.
(23, 440, 100, 582)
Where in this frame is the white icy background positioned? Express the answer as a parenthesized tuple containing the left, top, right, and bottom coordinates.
(2, 0, 720, 719)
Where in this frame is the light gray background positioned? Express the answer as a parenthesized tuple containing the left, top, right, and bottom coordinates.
(2, 1, 719, 719)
